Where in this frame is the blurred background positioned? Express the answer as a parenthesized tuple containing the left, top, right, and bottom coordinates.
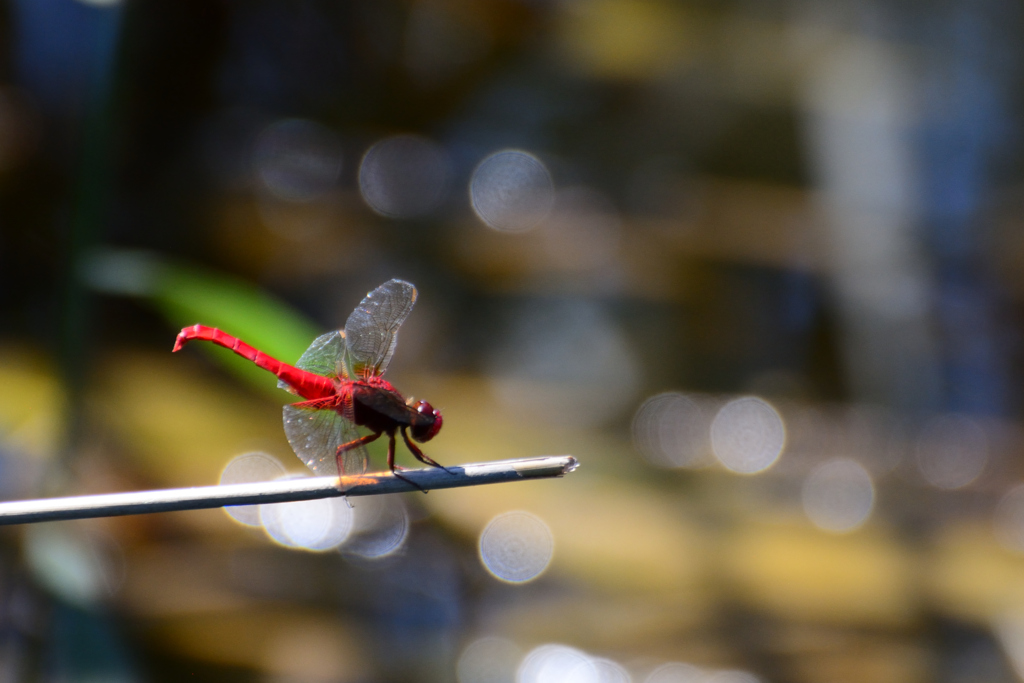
(1, 0, 1024, 681)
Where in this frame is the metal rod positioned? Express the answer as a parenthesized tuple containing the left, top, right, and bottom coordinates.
(0, 456, 578, 525)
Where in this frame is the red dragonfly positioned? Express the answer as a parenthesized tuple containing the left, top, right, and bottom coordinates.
(173, 279, 449, 488)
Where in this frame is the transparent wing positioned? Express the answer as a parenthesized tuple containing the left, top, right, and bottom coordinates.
(344, 279, 417, 379)
(276, 330, 349, 393)
(283, 404, 368, 476)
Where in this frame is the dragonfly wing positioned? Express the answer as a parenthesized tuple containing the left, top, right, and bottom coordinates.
(276, 330, 349, 393)
(344, 279, 417, 378)
(283, 404, 368, 476)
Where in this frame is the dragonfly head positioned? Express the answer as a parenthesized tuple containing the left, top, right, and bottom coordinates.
(410, 400, 443, 443)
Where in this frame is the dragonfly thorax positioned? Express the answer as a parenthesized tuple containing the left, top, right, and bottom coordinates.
(359, 375, 397, 392)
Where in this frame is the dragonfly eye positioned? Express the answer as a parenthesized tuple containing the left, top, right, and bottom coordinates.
(411, 400, 443, 442)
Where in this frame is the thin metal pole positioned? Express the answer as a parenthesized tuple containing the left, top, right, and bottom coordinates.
(0, 456, 578, 525)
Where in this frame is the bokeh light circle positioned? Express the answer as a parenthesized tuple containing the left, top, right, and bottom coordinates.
(994, 484, 1024, 554)
(260, 498, 331, 548)
(219, 452, 288, 526)
(710, 397, 785, 474)
(358, 134, 451, 218)
(342, 495, 409, 559)
(470, 150, 554, 232)
(24, 525, 124, 607)
(487, 299, 641, 428)
(253, 118, 343, 202)
(479, 511, 554, 583)
(517, 644, 594, 683)
(633, 392, 711, 468)
(457, 637, 524, 683)
(259, 479, 353, 552)
(802, 458, 875, 533)
(644, 663, 705, 683)
(915, 414, 987, 489)
(591, 659, 632, 683)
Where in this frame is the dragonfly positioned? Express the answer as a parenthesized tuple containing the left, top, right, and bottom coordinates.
(172, 279, 449, 490)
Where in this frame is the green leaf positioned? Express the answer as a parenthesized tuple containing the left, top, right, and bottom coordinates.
(153, 264, 321, 397)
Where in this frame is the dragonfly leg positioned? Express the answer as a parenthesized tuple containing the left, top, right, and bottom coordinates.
(335, 432, 381, 475)
(401, 428, 454, 474)
(387, 431, 427, 493)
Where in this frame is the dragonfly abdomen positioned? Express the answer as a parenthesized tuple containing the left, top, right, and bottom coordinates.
(173, 324, 335, 400)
